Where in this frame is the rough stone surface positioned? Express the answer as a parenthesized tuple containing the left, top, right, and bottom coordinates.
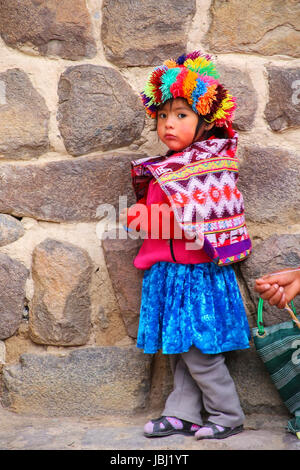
(101, 0, 196, 66)
(0, 153, 138, 222)
(102, 229, 144, 338)
(0, 254, 28, 340)
(1, 347, 152, 417)
(29, 238, 93, 346)
(0, 0, 96, 60)
(265, 67, 300, 131)
(240, 234, 300, 325)
(57, 65, 145, 156)
(0, 404, 298, 450)
(148, 352, 174, 412)
(0, 215, 24, 246)
(207, 0, 300, 58)
(216, 65, 257, 131)
(0, 407, 298, 450)
(150, 347, 288, 415)
(238, 146, 300, 224)
(226, 347, 287, 414)
(0, 69, 49, 159)
(0, 341, 5, 365)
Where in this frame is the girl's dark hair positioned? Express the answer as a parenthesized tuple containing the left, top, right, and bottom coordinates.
(194, 115, 227, 141)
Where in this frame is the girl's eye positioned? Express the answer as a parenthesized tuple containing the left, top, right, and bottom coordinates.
(158, 112, 167, 119)
(178, 113, 186, 119)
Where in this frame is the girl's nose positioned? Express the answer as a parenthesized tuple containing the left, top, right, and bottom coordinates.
(165, 116, 174, 128)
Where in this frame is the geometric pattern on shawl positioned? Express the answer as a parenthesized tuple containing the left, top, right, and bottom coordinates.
(131, 130, 251, 265)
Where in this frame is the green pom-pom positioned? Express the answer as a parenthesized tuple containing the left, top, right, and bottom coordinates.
(160, 68, 181, 102)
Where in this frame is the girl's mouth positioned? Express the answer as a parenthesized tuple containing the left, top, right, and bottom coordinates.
(165, 134, 177, 140)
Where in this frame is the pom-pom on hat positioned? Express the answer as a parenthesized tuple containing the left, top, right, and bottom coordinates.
(141, 51, 236, 127)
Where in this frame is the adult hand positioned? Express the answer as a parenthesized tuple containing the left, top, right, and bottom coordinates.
(255, 268, 300, 308)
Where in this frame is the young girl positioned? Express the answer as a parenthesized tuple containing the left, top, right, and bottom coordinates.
(121, 51, 252, 440)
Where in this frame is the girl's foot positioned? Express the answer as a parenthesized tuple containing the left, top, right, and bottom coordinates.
(195, 421, 243, 440)
(144, 416, 200, 438)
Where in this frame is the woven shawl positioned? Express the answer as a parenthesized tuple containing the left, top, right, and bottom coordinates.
(131, 130, 252, 266)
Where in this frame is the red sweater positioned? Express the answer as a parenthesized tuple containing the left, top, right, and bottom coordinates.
(127, 192, 185, 239)
(127, 179, 211, 270)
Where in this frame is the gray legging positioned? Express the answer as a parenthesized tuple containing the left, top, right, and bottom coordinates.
(162, 346, 244, 427)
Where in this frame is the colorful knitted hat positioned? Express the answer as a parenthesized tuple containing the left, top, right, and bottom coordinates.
(141, 51, 236, 127)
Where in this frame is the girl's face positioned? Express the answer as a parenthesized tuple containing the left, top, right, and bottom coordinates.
(157, 98, 209, 152)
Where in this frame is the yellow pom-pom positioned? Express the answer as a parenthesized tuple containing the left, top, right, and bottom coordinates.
(210, 94, 235, 122)
(143, 82, 156, 103)
(184, 57, 206, 71)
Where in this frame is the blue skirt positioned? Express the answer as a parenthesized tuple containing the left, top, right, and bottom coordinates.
(137, 262, 251, 355)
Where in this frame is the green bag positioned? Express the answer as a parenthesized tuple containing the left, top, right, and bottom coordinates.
(252, 298, 300, 438)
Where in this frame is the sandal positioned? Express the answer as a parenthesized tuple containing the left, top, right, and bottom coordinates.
(195, 421, 243, 440)
(144, 416, 200, 438)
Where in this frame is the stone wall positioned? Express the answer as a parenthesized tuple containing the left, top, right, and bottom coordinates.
(0, 0, 299, 417)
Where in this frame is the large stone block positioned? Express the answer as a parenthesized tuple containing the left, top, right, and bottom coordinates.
(102, 229, 144, 338)
(206, 0, 300, 57)
(216, 65, 257, 131)
(57, 65, 144, 156)
(0, 254, 28, 340)
(1, 347, 152, 417)
(265, 67, 300, 131)
(0, 215, 24, 246)
(0, 69, 49, 159)
(29, 239, 93, 346)
(240, 234, 300, 326)
(0, 153, 138, 222)
(150, 347, 289, 415)
(0, 0, 96, 60)
(238, 146, 300, 224)
(226, 347, 287, 415)
(101, 0, 196, 66)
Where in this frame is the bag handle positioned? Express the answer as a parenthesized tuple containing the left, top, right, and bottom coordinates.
(257, 298, 299, 336)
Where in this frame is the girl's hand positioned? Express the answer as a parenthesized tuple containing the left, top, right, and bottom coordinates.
(255, 268, 300, 308)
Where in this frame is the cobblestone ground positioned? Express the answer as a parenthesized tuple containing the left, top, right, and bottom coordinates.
(0, 406, 299, 451)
